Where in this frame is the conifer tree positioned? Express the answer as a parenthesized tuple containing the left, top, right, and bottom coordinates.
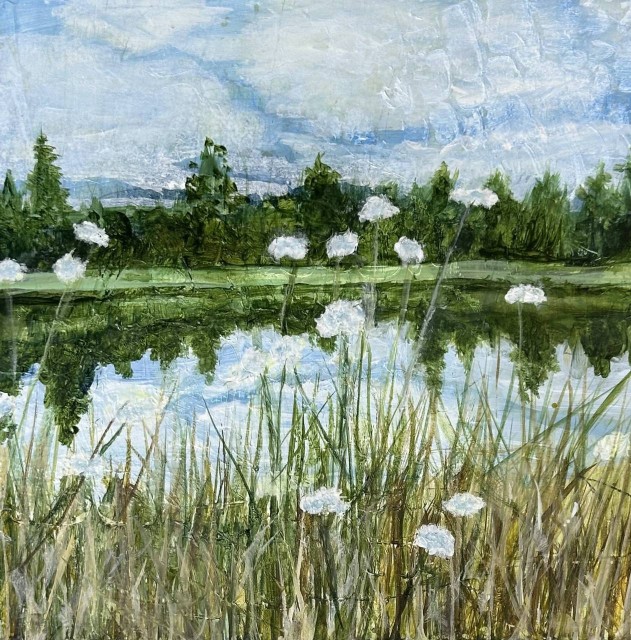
(26, 133, 71, 226)
(25, 133, 72, 261)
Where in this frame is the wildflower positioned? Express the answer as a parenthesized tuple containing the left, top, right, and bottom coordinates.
(63, 451, 105, 480)
(450, 188, 499, 209)
(594, 432, 630, 463)
(358, 195, 400, 222)
(394, 237, 424, 264)
(443, 492, 486, 517)
(504, 284, 547, 306)
(299, 487, 350, 516)
(73, 221, 110, 248)
(268, 235, 308, 261)
(53, 253, 87, 285)
(326, 230, 359, 259)
(413, 524, 455, 559)
(315, 299, 365, 338)
(0, 258, 27, 283)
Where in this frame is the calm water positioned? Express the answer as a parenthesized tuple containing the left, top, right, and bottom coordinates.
(2, 281, 631, 472)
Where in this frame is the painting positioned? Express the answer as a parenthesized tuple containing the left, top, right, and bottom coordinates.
(2, 1, 631, 638)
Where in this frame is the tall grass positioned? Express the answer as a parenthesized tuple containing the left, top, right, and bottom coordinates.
(1, 333, 631, 640)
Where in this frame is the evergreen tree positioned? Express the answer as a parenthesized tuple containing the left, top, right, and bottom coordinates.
(0, 171, 22, 257)
(182, 138, 238, 263)
(26, 133, 71, 226)
(576, 163, 625, 258)
(520, 171, 572, 258)
(297, 154, 353, 260)
(425, 162, 458, 260)
(481, 171, 523, 258)
(24, 133, 72, 262)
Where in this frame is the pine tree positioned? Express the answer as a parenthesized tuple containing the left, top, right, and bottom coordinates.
(182, 138, 238, 262)
(26, 133, 71, 226)
(0, 170, 26, 258)
(25, 133, 72, 262)
(576, 163, 624, 257)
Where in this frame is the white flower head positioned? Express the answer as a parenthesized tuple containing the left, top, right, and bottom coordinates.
(505, 284, 547, 306)
(413, 524, 455, 559)
(451, 188, 499, 209)
(594, 432, 630, 463)
(358, 195, 400, 223)
(73, 221, 110, 248)
(315, 300, 365, 338)
(443, 492, 486, 517)
(326, 230, 359, 259)
(268, 235, 308, 261)
(0, 258, 27, 284)
(63, 451, 105, 480)
(300, 487, 350, 516)
(53, 253, 87, 285)
(0, 392, 16, 420)
(394, 237, 425, 264)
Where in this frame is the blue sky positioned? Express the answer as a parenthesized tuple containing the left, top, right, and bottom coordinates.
(1, 0, 631, 196)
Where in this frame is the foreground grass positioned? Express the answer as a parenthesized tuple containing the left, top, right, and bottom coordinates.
(4, 260, 631, 295)
(1, 337, 631, 640)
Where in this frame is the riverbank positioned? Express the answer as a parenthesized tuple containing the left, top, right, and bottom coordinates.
(3, 260, 631, 295)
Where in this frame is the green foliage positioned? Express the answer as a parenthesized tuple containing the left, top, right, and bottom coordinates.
(520, 171, 573, 258)
(24, 133, 72, 263)
(296, 154, 356, 260)
(576, 163, 626, 258)
(481, 171, 524, 257)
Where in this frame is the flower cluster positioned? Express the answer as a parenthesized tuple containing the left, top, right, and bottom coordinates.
(268, 235, 309, 261)
(315, 300, 366, 338)
(593, 431, 630, 463)
(53, 253, 87, 285)
(413, 524, 455, 559)
(0, 258, 27, 284)
(327, 230, 359, 259)
(394, 237, 424, 264)
(443, 492, 486, 517)
(358, 195, 400, 223)
(450, 188, 499, 209)
(73, 221, 110, 248)
(505, 284, 547, 306)
(299, 487, 350, 516)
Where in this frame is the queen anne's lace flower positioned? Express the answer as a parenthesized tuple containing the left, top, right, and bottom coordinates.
(443, 492, 486, 517)
(413, 524, 455, 558)
(326, 230, 359, 259)
(394, 237, 424, 264)
(268, 236, 308, 261)
(0, 258, 27, 283)
(299, 487, 350, 516)
(53, 253, 87, 285)
(315, 300, 365, 338)
(505, 284, 546, 306)
(450, 188, 499, 209)
(358, 195, 400, 222)
(594, 432, 630, 462)
(73, 221, 110, 248)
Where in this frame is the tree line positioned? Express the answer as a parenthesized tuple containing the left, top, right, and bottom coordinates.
(2, 134, 631, 272)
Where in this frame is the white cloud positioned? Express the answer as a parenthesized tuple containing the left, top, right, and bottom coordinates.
(238, 0, 604, 139)
(53, 0, 231, 54)
(0, 34, 264, 187)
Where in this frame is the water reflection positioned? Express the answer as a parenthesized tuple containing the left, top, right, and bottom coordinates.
(1, 282, 630, 446)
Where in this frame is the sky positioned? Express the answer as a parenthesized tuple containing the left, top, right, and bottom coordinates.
(1, 0, 631, 196)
